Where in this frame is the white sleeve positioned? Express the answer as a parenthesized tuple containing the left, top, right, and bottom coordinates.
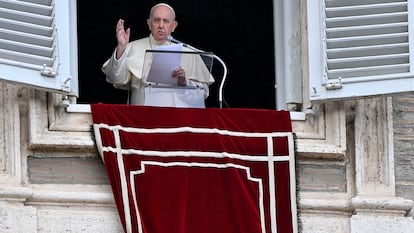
(101, 48, 130, 86)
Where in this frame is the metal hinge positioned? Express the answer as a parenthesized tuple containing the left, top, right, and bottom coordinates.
(41, 64, 57, 77)
(325, 78, 342, 90)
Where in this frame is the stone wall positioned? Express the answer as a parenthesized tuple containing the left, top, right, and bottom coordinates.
(393, 94, 414, 217)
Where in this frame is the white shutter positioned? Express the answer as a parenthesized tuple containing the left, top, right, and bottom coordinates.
(0, 0, 78, 95)
(308, 0, 414, 101)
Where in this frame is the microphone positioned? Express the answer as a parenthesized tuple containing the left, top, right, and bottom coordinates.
(167, 36, 190, 48)
(168, 36, 209, 54)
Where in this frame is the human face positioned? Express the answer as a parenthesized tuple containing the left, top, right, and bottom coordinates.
(147, 5, 177, 42)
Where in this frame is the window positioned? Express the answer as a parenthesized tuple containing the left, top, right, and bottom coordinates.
(2, 0, 276, 109)
(0, 0, 78, 95)
(307, 0, 414, 102)
(75, 0, 276, 109)
(3, 0, 414, 110)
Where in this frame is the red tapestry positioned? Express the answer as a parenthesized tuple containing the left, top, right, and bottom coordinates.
(91, 104, 297, 233)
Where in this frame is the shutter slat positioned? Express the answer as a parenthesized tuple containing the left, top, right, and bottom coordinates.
(0, 38, 54, 57)
(328, 53, 409, 69)
(326, 12, 407, 28)
(0, 18, 53, 36)
(0, 48, 53, 67)
(327, 22, 408, 38)
(0, 7, 52, 26)
(326, 2, 407, 17)
(327, 32, 408, 48)
(328, 43, 408, 59)
(22, 0, 53, 6)
(327, 64, 409, 79)
(0, 28, 53, 47)
(325, 0, 406, 8)
(0, 0, 52, 15)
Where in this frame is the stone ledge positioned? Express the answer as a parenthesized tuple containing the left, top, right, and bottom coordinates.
(352, 196, 414, 216)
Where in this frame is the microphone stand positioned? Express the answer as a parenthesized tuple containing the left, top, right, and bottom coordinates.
(214, 55, 227, 109)
(171, 38, 228, 108)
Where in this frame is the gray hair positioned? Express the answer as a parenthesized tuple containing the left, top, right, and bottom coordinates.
(149, 3, 176, 20)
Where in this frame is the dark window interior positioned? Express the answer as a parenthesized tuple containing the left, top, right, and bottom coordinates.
(77, 0, 275, 109)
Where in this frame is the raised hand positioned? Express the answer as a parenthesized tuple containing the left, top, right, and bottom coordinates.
(115, 19, 130, 59)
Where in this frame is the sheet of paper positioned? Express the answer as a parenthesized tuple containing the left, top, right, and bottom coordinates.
(146, 43, 183, 85)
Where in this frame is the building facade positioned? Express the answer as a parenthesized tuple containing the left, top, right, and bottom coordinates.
(0, 0, 414, 232)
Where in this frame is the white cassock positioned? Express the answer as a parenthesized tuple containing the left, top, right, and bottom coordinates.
(102, 34, 215, 108)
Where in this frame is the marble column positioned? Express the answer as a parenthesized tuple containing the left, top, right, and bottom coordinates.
(351, 97, 413, 233)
